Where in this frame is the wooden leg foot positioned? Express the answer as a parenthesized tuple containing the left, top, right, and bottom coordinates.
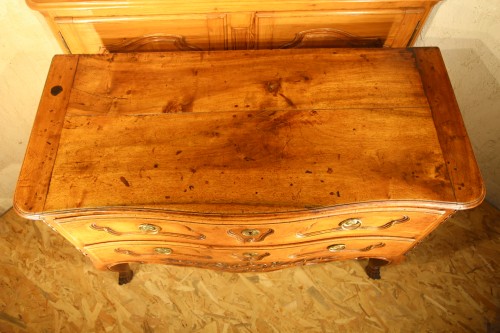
(118, 269, 134, 285)
(111, 263, 134, 285)
(365, 258, 389, 280)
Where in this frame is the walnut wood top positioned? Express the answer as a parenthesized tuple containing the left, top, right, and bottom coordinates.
(14, 48, 484, 219)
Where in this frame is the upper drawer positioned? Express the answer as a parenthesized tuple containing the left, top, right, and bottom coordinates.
(55, 209, 444, 247)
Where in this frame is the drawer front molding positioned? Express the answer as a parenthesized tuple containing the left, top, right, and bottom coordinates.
(290, 242, 387, 259)
(296, 215, 410, 238)
(57, 210, 439, 248)
(231, 252, 271, 262)
(114, 247, 213, 260)
(90, 223, 206, 241)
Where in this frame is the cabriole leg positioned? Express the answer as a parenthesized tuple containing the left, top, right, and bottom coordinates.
(110, 263, 134, 285)
(365, 258, 390, 279)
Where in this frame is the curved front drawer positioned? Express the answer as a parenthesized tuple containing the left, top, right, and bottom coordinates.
(84, 236, 415, 272)
(57, 210, 443, 247)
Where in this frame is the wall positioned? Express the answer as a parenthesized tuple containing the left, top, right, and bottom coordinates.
(415, 0, 500, 208)
(0, 0, 498, 214)
(0, 0, 61, 214)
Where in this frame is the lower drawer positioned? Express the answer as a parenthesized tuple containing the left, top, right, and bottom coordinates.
(84, 237, 415, 272)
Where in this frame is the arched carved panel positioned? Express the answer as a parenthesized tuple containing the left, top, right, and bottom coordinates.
(279, 28, 384, 49)
(104, 34, 203, 53)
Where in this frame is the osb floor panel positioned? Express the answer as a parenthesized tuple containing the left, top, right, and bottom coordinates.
(0, 203, 498, 333)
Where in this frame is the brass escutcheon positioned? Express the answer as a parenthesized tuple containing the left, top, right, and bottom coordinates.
(154, 247, 172, 255)
(241, 229, 260, 237)
(339, 218, 362, 230)
(138, 223, 160, 233)
(328, 244, 346, 252)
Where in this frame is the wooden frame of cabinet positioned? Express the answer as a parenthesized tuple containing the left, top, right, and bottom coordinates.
(27, 0, 440, 53)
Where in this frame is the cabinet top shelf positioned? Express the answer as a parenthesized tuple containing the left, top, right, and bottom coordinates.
(27, 0, 441, 11)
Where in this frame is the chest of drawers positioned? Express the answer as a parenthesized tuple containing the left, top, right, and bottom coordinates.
(14, 48, 484, 284)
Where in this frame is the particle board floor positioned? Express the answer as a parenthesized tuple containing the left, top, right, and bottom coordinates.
(0, 203, 498, 333)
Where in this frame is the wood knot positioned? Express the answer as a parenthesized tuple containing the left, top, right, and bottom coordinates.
(265, 79, 282, 96)
(50, 85, 63, 96)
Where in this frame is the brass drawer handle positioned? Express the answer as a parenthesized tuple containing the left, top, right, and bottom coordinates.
(296, 215, 409, 238)
(339, 218, 362, 230)
(138, 223, 160, 233)
(291, 241, 388, 259)
(115, 247, 212, 259)
(327, 244, 346, 252)
(241, 229, 260, 237)
(115, 247, 173, 257)
(154, 247, 173, 255)
(90, 223, 206, 240)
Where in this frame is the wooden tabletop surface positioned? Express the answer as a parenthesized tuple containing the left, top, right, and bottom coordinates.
(14, 48, 484, 219)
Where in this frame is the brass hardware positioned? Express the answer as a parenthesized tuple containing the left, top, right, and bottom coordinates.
(339, 218, 362, 230)
(154, 247, 172, 255)
(327, 244, 346, 252)
(297, 215, 410, 238)
(90, 223, 206, 240)
(227, 228, 274, 243)
(138, 223, 160, 233)
(241, 229, 260, 237)
(243, 252, 260, 258)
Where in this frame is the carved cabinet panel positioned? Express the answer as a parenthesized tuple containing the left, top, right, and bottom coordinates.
(27, 0, 440, 53)
(54, 14, 228, 53)
(254, 9, 422, 49)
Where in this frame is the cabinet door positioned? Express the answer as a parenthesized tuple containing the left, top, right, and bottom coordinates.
(54, 8, 425, 53)
(254, 9, 425, 49)
(55, 14, 227, 53)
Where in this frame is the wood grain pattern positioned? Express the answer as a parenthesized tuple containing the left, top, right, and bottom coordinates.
(66, 50, 429, 115)
(36, 49, 464, 216)
(13, 55, 78, 218)
(413, 48, 486, 209)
